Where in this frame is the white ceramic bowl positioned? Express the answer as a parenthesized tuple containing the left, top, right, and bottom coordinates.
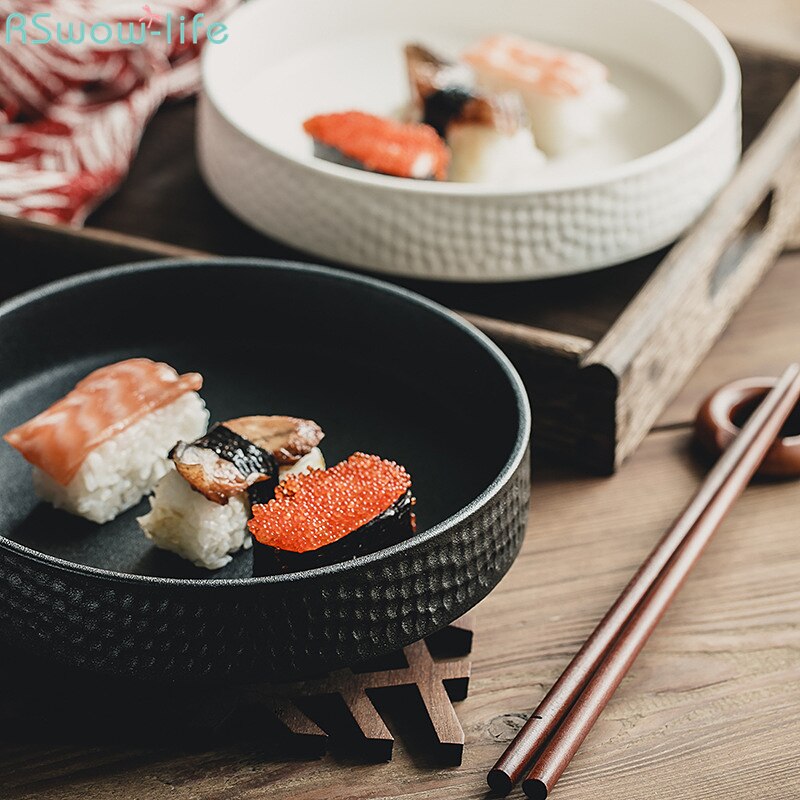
(198, 0, 741, 282)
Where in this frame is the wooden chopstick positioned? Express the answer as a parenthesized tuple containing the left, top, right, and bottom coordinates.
(488, 363, 800, 798)
(521, 362, 800, 798)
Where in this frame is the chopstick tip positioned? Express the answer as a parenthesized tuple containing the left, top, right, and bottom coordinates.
(522, 777, 549, 800)
(486, 768, 513, 796)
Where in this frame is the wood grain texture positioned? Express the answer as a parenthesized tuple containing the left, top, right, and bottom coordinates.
(3, 247, 800, 798)
(659, 250, 800, 427)
(2, 425, 798, 800)
(585, 76, 800, 469)
(689, 0, 800, 61)
(691, 1, 800, 243)
(250, 634, 472, 765)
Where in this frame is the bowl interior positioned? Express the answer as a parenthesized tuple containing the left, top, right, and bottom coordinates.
(0, 261, 527, 581)
(204, 0, 735, 188)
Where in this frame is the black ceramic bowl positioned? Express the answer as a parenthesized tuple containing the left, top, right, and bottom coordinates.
(0, 259, 530, 682)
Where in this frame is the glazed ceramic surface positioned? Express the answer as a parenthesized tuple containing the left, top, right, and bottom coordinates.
(0, 260, 530, 682)
(198, 0, 741, 281)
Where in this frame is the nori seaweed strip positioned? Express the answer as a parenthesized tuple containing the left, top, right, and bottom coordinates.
(180, 423, 278, 481)
(247, 479, 278, 507)
(171, 424, 279, 504)
(253, 490, 415, 576)
(312, 142, 369, 172)
(422, 86, 474, 137)
(406, 43, 476, 137)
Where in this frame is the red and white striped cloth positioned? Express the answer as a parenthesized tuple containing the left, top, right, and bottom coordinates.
(0, 0, 238, 225)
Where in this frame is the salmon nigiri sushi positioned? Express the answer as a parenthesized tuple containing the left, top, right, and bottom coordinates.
(463, 34, 627, 157)
(303, 111, 450, 180)
(4, 358, 209, 523)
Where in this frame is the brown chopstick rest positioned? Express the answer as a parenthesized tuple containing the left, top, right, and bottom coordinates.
(696, 377, 800, 478)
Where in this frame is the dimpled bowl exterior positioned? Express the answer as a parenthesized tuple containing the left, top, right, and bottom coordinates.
(0, 260, 531, 683)
(0, 453, 528, 682)
(198, 95, 740, 281)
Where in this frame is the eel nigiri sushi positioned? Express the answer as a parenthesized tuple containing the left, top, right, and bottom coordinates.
(138, 416, 325, 570)
(248, 452, 415, 575)
(463, 34, 627, 157)
(405, 43, 545, 184)
(303, 110, 450, 180)
(3, 358, 208, 524)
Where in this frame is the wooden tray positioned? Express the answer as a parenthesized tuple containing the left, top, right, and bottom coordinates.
(2, 45, 799, 473)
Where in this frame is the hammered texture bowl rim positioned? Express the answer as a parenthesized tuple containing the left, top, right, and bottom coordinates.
(0, 258, 531, 588)
(201, 0, 741, 197)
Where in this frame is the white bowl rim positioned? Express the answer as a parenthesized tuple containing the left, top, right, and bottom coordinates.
(202, 0, 741, 198)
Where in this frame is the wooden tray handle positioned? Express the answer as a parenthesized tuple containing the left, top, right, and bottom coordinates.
(709, 140, 800, 304)
(790, 223, 800, 251)
(784, 100, 800, 251)
(789, 176, 800, 251)
(585, 76, 800, 467)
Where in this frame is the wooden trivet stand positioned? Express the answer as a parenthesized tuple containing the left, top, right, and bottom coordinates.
(241, 614, 473, 765)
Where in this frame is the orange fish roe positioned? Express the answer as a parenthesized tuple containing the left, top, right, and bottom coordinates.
(303, 111, 450, 180)
(248, 453, 412, 553)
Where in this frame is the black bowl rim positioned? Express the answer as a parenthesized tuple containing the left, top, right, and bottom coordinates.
(0, 258, 531, 587)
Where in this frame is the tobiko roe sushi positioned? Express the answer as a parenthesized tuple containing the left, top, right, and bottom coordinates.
(3, 358, 208, 523)
(248, 452, 415, 575)
(463, 34, 627, 156)
(303, 111, 450, 180)
(405, 43, 545, 184)
(139, 416, 325, 569)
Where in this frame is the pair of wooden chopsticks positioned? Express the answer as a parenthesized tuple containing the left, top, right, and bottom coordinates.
(488, 363, 800, 799)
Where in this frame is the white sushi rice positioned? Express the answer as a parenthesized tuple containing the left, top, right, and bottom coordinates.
(516, 82, 627, 157)
(139, 446, 326, 570)
(33, 391, 208, 524)
(138, 469, 251, 570)
(410, 152, 436, 179)
(473, 73, 627, 157)
(447, 125, 545, 184)
(279, 446, 326, 479)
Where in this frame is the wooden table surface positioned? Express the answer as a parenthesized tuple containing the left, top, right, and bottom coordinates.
(690, 0, 800, 60)
(3, 251, 799, 800)
(4, 3, 800, 798)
